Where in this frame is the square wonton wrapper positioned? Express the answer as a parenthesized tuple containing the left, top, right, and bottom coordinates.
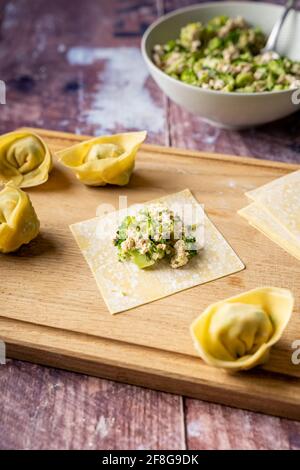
(239, 203, 300, 262)
(70, 189, 245, 314)
(246, 170, 300, 244)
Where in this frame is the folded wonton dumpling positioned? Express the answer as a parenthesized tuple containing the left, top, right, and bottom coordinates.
(190, 287, 294, 371)
(57, 131, 147, 186)
(0, 184, 40, 253)
(0, 131, 52, 188)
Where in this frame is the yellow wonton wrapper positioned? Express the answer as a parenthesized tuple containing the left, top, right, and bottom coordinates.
(0, 131, 53, 188)
(0, 184, 40, 253)
(70, 189, 245, 314)
(191, 287, 294, 371)
(57, 131, 147, 186)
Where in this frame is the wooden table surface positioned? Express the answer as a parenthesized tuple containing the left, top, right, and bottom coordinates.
(0, 0, 300, 450)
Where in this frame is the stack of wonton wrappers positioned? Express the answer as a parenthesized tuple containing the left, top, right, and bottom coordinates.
(239, 170, 300, 261)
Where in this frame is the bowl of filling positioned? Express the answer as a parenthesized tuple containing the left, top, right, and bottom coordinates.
(141, 1, 300, 128)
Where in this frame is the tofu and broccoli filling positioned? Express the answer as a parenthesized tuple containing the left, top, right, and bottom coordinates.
(113, 204, 199, 269)
(152, 15, 300, 92)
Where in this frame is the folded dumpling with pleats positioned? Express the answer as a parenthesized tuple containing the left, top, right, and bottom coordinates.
(191, 287, 294, 371)
(0, 184, 40, 253)
(57, 131, 147, 186)
(0, 131, 52, 188)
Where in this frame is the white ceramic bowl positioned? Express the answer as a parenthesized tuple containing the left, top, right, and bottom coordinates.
(141, 1, 300, 129)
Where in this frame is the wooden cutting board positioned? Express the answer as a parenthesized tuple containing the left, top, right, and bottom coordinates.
(1, 127, 300, 420)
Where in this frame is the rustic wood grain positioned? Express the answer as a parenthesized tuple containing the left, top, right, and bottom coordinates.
(1, 127, 300, 421)
(0, 0, 300, 451)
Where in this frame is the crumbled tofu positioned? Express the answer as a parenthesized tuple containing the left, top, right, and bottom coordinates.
(218, 17, 246, 39)
(223, 45, 239, 62)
